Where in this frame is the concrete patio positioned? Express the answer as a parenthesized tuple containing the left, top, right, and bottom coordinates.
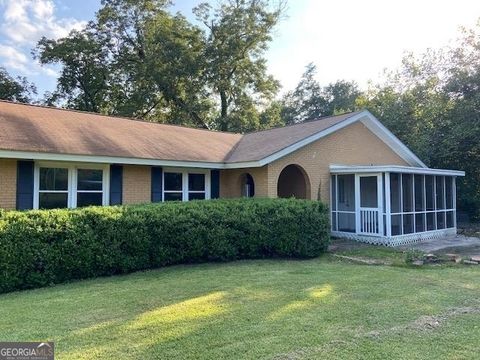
(399, 235, 480, 257)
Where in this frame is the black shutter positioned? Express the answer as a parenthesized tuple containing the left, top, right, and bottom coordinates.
(109, 165, 123, 205)
(16, 160, 34, 210)
(151, 166, 163, 202)
(211, 169, 220, 199)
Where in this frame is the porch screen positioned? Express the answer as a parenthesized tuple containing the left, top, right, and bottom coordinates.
(331, 174, 355, 233)
(389, 174, 456, 236)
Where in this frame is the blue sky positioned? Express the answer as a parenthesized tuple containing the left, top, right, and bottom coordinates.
(1, 0, 480, 98)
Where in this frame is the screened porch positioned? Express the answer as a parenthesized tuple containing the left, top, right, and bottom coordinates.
(329, 165, 465, 246)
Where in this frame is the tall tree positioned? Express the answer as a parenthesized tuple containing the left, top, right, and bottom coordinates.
(36, 0, 211, 127)
(0, 67, 36, 103)
(194, 0, 283, 131)
(35, 30, 109, 112)
(96, 0, 211, 126)
(282, 63, 361, 124)
(36, 0, 284, 131)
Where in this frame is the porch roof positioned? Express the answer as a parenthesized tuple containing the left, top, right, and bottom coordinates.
(329, 164, 465, 177)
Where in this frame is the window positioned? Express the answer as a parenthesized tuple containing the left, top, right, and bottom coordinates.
(39, 167, 69, 209)
(162, 169, 210, 202)
(402, 174, 413, 212)
(425, 175, 435, 211)
(164, 172, 183, 201)
(436, 176, 445, 210)
(188, 173, 206, 200)
(414, 175, 424, 211)
(415, 213, 425, 232)
(445, 177, 454, 209)
(77, 169, 104, 207)
(390, 173, 401, 213)
(35, 163, 108, 209)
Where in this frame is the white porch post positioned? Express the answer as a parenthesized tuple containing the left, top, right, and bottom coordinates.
(385, 172, 391, 237)
(453, 177, 457, 229)
(377, 173, 384, 236)
(354, 174, 360, 234)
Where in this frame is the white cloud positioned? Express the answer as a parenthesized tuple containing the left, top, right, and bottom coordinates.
(1, 0, 87, 44)
(0, 44, 29, 72)
(32, 0, 54, 19)
(0, 0, 86, 86)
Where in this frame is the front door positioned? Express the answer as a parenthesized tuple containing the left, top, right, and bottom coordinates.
(356, 174, 383, 236)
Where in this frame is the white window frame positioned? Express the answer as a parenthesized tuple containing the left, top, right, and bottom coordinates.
(162, 167, 211, 202)
(34, 161, 110, 209)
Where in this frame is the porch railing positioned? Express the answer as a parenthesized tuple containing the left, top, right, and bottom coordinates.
(360, 208, 379, 235)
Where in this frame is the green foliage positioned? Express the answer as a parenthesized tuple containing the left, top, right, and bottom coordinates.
(403, 249, 425, 264)
(194, 0, 283, 132)
(35, 30, 109, 112)
(282, 63, 361, 124)
(35, 0, 284, 132)
(360, 21, 480, 219)
(0, 67, 36, 103)
(0, 199, 330, 293)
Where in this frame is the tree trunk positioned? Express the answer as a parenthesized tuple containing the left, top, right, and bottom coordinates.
(220, 90, 228, 131)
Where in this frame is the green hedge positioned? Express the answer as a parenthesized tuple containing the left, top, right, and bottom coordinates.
(0, 199, 330, 293)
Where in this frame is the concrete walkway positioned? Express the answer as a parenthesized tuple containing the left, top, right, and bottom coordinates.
(399, 235, 480, 256)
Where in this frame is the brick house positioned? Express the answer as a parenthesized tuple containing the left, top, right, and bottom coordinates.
(0, 101, 464, 245)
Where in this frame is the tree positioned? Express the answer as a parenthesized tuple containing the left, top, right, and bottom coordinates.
(194, 0, 283, 131)
(35, 30, 109, 112)
(0, 67, 36, 103)
(36, 0, 284, 131)
(282, 63, 361, 124)
(36, 0, 211, 127)
(323, 80, 361, 115)
(359, 20, 480, 219)
(281, 63, 325, 124)
(96, 0, 212, 127)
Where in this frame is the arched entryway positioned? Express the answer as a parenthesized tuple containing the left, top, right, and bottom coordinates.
(277, 164, 310, 199)
(240, 173, 255, 198)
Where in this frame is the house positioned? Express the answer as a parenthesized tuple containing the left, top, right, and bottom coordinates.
(0, 100, 464, 245)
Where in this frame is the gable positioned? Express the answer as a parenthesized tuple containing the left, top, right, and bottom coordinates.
(271, 120, 410, 168)
(225, 110, 426, 169)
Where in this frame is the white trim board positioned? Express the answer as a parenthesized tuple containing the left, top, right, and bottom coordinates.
(329, 164, 465, 177)
(0, 110, 443, 169)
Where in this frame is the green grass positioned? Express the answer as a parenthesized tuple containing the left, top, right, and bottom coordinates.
(0, 251, 479, 359)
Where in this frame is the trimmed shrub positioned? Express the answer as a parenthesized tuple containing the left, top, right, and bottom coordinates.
(0, 198, 330, 293)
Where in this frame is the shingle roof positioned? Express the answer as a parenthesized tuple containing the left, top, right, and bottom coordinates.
(225, 112, 362, 163)
(0, 101, 360, 164)
(0, 101, 241, 163)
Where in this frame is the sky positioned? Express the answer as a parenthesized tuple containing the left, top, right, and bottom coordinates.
(1, 0, 480, 98)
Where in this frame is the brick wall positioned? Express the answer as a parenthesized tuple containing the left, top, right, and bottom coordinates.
(122, 165, 151, 204)
(0, 159, 17, 209)
(220, 166, 269, 198)
(267, 121, 409, 203)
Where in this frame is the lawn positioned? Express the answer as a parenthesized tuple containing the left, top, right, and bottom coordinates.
(0, 247, 479, 359)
